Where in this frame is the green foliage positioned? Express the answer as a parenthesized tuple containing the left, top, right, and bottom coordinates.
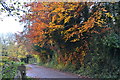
(75, 32, 120, 78)
(102, 33, 120, 48)
(76, 52, 120, 78)
(1, 60, 22, 78)
(1, 55, 24, 78)
(13, 2, 120, 79)
(62, 64, 76, 73)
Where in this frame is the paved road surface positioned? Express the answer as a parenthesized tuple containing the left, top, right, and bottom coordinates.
(26, 64, 80, 78)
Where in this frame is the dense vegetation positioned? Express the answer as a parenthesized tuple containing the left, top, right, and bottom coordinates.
(18, 2, 120, 78)
(0, 34, 27, 78)
(0, 56, 24, 78)
(0, 1, 120, 79)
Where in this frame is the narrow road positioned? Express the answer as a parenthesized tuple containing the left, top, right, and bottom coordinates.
(26, 64, 80, 78)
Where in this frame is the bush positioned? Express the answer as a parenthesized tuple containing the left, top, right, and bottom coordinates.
(1, 57, 24, 78)
(75, 33, 120, 78)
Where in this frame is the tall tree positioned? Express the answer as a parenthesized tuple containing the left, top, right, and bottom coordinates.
(21, 2, 112, 66)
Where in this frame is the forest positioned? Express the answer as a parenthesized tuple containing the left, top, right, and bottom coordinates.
(0, 0, 120, 79)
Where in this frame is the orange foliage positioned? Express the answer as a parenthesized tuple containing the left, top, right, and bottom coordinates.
(21, 2, 111, 65)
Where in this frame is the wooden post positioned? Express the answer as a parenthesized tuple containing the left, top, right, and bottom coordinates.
(17, 64, 26, 79)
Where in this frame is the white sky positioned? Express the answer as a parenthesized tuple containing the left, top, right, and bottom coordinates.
(0, 0, 36, 34)
(0, 16, 24, 34)
(0, 0, 32, 34)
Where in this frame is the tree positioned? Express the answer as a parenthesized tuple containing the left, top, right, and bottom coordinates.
(21, 2, 112, 66)
(0, 33, 28, 60)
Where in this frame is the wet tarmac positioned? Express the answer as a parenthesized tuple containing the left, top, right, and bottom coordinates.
(26, 64, 79, 78)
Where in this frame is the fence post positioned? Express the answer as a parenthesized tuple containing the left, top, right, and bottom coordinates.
(17, 64, 26, 79)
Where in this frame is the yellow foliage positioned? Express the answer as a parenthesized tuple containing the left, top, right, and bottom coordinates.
(52, 15, 57, 22)
(71, 39, 80, 42)
(57, 13, 65, 21)
(41, 50, 46, 53)
(0, 62, 4, 66)
(52, 8, 65, 13)
(105, 13, 113, 18)
(64, 16, 71, 23)
(18, 55, 26, 58)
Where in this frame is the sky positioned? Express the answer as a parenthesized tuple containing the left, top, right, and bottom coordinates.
(0, 0, 23, 34)
(0, 16, 24, 34)
(0, 0, 32, 35)
(0, 0, 37, 35)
